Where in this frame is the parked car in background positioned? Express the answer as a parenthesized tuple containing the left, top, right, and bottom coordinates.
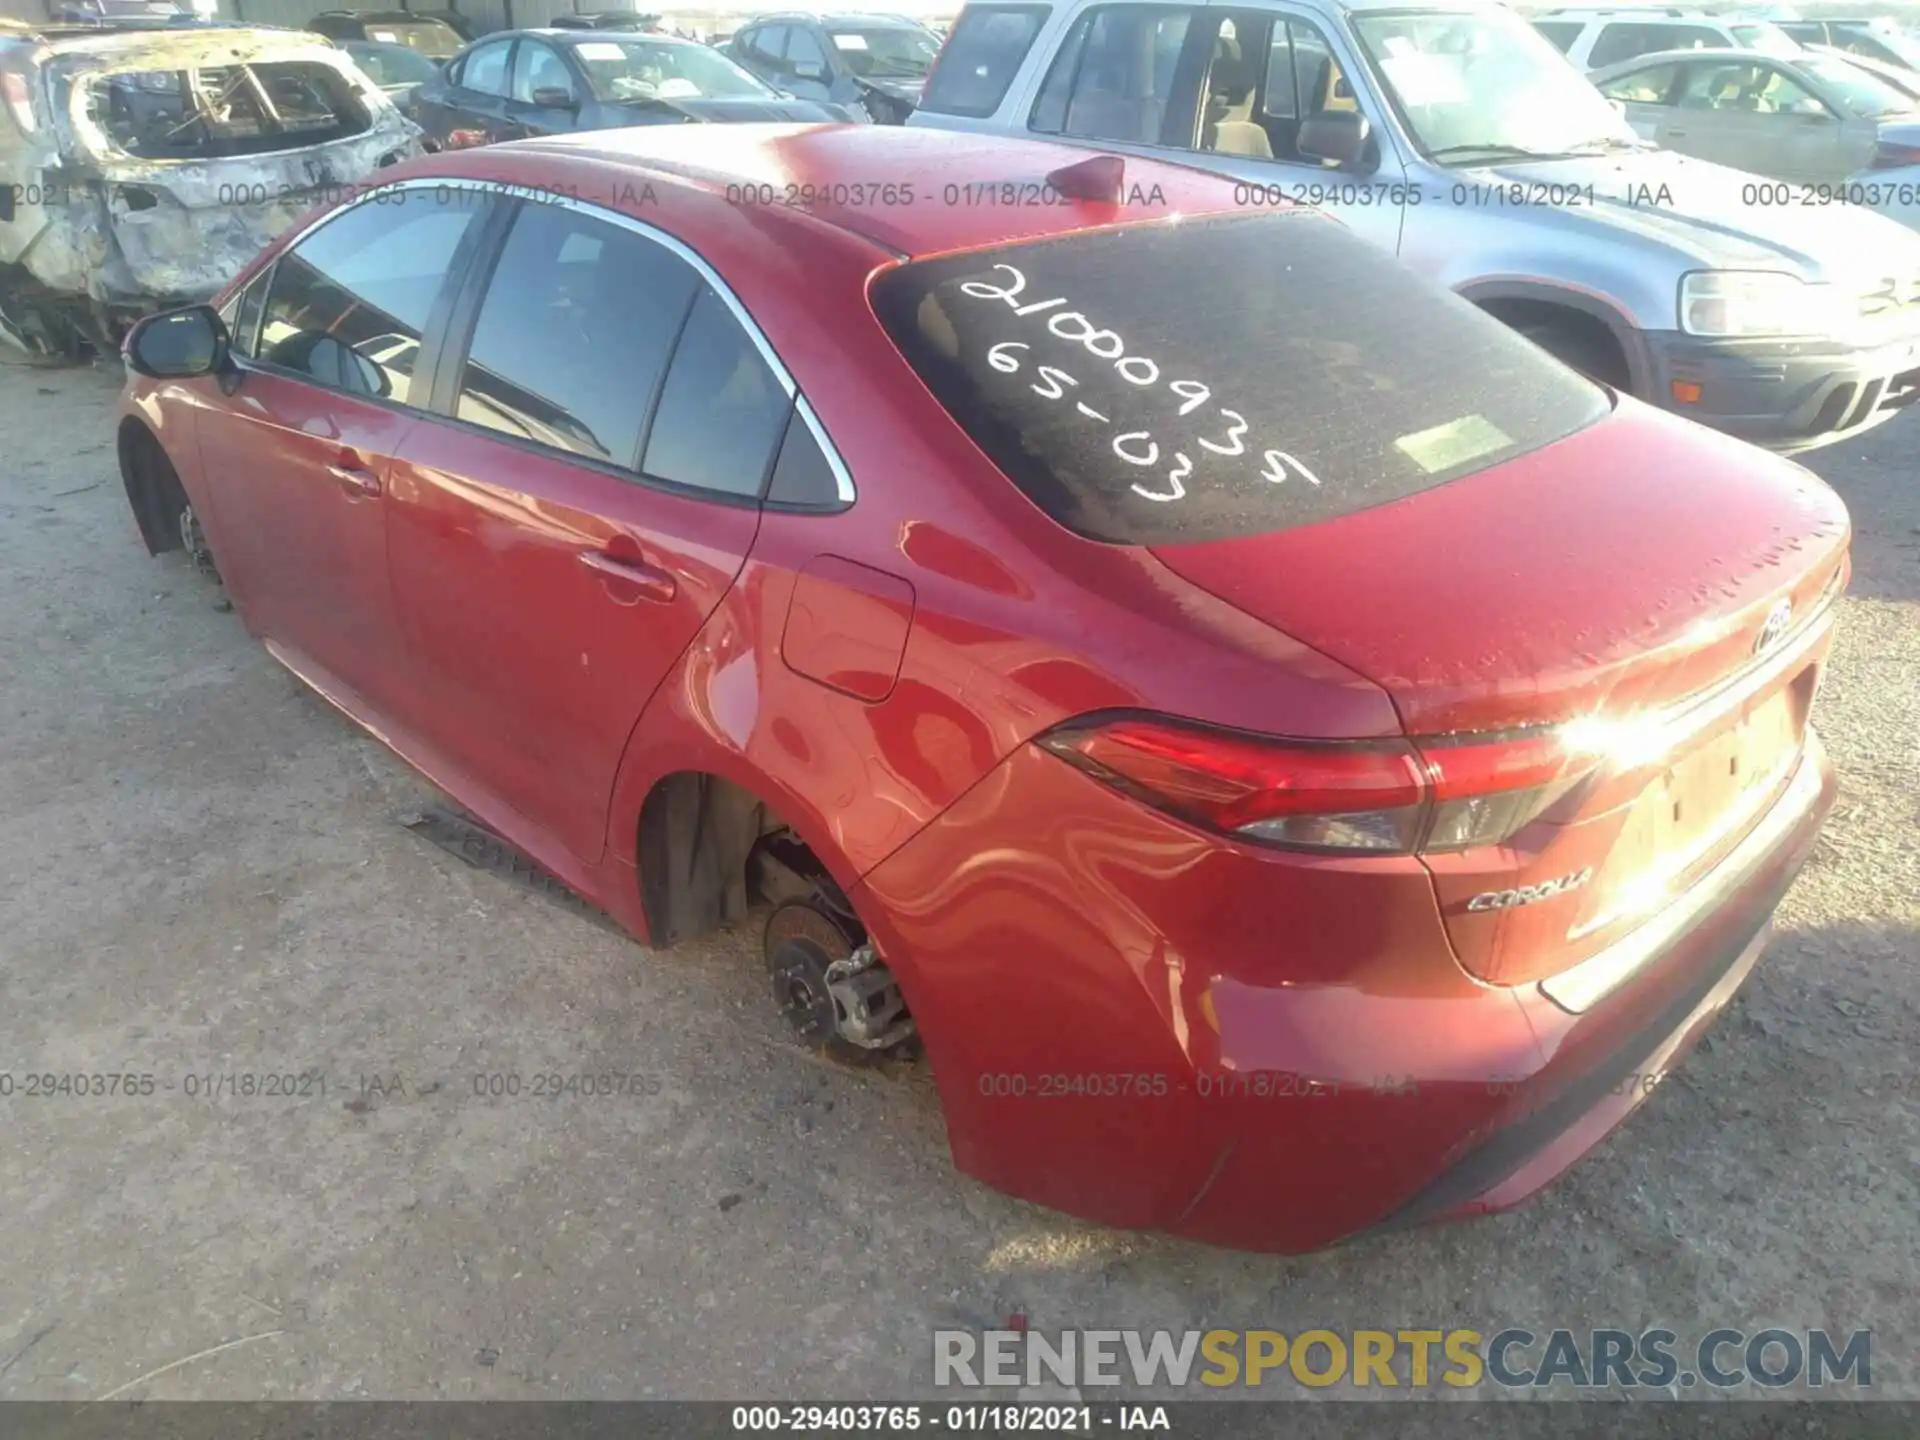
(1812, 45, 1920, 102)
(550, 11, 665, 31)
(1529, 6, 1802, 68)
(0, 20, 422, 359)
(728, 12, 940, 121)
(1592, 45, 1920, 182)
(114, 124, 1848, 1255)
(412, 29, 856, 146)
(911, 0, 1920, 453)
(307, 10, 466, 61)
(1780, 17, 1920, 74)
(43, 0, 209, 21)
(340, 37, 441, 119)
(410, 9, 481, 43)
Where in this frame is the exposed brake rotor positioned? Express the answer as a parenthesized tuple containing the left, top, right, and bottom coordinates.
(764, 898, 915, 1060)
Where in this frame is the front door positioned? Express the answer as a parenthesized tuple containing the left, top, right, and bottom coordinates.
(193, 187, 489, 715)
(386, 199, 793, 864)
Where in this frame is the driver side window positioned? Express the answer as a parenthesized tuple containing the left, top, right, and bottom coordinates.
(511, 41, 575, 102)
(459, 38, 514, 96)
(257, 189, 485, 405)
(1678, 61, 1827, 115)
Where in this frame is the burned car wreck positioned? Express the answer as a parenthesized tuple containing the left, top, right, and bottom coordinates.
(0, 21, 422, 358)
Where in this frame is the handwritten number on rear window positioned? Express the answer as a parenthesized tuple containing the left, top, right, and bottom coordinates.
(1033, 366, 1077, 401)
(964, 265, 1318, 504)
(1198, 410, 1247, 458)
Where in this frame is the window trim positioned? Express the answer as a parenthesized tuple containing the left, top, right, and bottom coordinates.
(397, 178, 856, 507)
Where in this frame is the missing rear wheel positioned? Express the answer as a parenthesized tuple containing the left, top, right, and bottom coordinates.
(763, 898, 916, 1065)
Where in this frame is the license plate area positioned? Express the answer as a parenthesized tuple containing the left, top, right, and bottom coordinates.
(1602, 679, 1809, 906)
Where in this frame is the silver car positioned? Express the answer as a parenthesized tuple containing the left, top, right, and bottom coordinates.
(1591, 45, 1920, 184)
(911, 0, 1920, 452)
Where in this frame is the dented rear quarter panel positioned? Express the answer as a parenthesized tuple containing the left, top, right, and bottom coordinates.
(6, 27, 422, 311)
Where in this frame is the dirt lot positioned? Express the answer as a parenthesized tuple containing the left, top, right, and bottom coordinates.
(0, 357, 1914, 1407)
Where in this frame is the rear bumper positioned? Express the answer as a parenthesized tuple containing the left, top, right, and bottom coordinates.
(1643, 328, 1920, 453)
(1360, 732, 1833, 1237)
(858, 730, 1837, 1253)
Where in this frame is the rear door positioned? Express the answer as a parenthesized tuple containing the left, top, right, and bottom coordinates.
(385, 197, 792, 865)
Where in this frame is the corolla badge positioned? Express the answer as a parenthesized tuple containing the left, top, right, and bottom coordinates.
(1467, 868, 1594, 912)
(1754, 598, 1793, 657)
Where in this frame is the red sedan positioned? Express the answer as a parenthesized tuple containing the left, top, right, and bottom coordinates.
(116, 125, 1846, 1253)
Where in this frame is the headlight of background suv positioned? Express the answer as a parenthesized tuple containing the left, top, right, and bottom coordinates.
(1679, 270, 1841, 340)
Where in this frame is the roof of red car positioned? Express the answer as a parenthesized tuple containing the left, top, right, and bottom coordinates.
(414, 123, 1265, 261)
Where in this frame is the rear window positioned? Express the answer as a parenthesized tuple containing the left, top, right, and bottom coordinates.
(918, 3, 1049, 117)
(79, 62, 370, 159)
(872, 213, 1608, 546)
(359, 19, 465, 58)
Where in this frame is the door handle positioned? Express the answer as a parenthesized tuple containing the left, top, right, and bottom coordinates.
(326, 449, 382, 498)
(1667, 128, 1688, 138)
(579, 549, 677, 604)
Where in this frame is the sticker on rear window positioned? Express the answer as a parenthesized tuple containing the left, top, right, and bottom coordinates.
(832, 33, 869, 49)
(576, 41, 627, 58)
(369, 28, 397, 39)
(1394, 415, 1513, 474)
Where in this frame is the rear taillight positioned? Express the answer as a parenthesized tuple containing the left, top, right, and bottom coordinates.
(1, 72, 38, 135)
(1037, 716, 1597, 855)
(1870, 139, 1920, 169)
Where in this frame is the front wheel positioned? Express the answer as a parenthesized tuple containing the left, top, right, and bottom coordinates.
(1516, 320, 1631, 392)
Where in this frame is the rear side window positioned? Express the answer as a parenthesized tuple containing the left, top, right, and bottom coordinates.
(641, 288, 790, 498)
(919, 4, 1050, 117)
(1030, 5, 1192, 144)
(453, 202, 699, 467)
(872, 214, 1608, 546)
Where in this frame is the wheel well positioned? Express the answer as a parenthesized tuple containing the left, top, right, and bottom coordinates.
(117, 418, 184, 556)
(1475, 297, 1633, 391)
(636, 771, 845, 948)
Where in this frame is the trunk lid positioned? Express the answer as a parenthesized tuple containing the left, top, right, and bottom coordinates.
(1151, 400, 1849, 985)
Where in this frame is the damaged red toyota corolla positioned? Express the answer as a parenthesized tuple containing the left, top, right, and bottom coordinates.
(114, 125, 1847, 1253)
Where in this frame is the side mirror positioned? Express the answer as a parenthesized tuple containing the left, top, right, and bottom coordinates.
(1298, 110, 1371, 168)
(124, 304, 228, 378)
(792, 60, 826, 80)
(531, 85, 578, 108)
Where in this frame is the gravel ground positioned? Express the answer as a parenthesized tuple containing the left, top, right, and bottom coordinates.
(0, 358, 1913, 1409)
